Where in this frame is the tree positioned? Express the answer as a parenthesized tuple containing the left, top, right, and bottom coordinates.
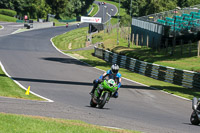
(0, 0, 14, 9)
(46, 0, 68, 19)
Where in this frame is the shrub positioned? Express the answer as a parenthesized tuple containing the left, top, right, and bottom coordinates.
(0, 9, 17, 17)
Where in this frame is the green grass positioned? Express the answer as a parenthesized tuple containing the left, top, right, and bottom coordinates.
(92, 27, 200, 72)
(0, 25, 2, 29)
(52, 28, 200, 100)
(0, 14, 17, 22)
(97, 0, 127, 25)
(0, 113, 139, 133)
(52, 27, 88, 50)
(67, 50, 200, 100)
(0, 66, 44, 101)
(89, 3, 99, 17)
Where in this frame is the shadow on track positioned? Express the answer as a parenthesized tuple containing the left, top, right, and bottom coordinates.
(41, 57, 88, 66)
(12, 77, 93, 86)
(85, 105, 110, 110)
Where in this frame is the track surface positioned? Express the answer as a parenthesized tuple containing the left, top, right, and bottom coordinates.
(0, 22, 23, 36)
(0, 2, 199, 133)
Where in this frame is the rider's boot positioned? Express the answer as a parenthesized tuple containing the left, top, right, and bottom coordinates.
(112, 91, 118, 98)
(89, 80, 98, 96)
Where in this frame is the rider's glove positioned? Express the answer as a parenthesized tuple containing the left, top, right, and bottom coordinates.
(98, 79, 103, 83)
(99, 75, 103, 80)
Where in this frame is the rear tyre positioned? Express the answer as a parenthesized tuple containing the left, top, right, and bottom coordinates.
(98, 92, 109, 109)
(90, 98, 97, 107)
(190, 111, 200, 125)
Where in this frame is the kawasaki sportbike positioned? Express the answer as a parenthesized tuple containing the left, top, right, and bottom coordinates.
(190, 97, 200, 125)
(90, 79, 118, 109)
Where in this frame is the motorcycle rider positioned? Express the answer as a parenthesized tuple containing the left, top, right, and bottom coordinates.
(90, 64, 122, 98)
(77, 23, 80, 28)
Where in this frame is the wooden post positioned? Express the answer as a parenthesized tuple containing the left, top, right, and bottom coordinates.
(132, 34, 134, 46)
(198, 40, 200, 57)
(136, 34, 138, 46)
(141, 35, 144, 47)
(147, 34, 149, 48)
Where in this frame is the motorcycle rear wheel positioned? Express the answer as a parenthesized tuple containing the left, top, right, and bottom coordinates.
(190, 111, 200, 125)
(98, 92, 109, 109)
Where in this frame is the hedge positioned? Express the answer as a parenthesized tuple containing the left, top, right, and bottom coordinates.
(0, 9, 17, 17)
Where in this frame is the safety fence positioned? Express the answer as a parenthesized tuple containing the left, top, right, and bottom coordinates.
(94, 47, 200, 90)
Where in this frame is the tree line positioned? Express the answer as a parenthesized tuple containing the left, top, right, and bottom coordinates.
(111, 0, 200, 17)
(0, 0, 95, 20)
(109, 0, 200, 26)
(112, 0, 200, 17)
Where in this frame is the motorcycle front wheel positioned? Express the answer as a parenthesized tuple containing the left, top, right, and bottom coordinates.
(90, 98, 97, 107)
(98, 92, 109, 109)
(190, 111, 200, 125)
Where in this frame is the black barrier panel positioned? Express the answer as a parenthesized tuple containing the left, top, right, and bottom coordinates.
(173, 69, 184, 86)
(145, 63, 153, 77)
(109, 53, 113, 63)
(116, 55, 121, 66)
(158, 66, 167, 81)
(125, 57, 131, 70)
(134, 60, 141, 73)
(94, 48, 200, 90)
(193, 73, 200, 90)
(193, 73, 200, 81)
(103, 50, 106, 60)
(192, 81, 200, 90)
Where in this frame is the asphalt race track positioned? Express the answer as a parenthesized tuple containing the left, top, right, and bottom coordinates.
(0, 2, 199, 133)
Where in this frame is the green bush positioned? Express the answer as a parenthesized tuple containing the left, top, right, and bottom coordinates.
(0, 9, 17, 17)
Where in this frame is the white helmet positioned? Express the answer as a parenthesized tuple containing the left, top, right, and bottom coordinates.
(111, 64, 119, 74)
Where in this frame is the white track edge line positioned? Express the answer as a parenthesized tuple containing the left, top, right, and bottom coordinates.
(102, 2, 118, 24)
(93, 3, 100, 17)
(0, 61, 54, 102)
(50, 37, 191, 102)
(0, 25, 4, 30)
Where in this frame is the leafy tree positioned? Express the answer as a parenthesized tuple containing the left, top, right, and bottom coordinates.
(0, 0, 14, 9)
(46, 0, 68, 19)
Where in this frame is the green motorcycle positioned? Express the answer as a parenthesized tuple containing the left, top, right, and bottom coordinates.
(90, 79, 118, 109)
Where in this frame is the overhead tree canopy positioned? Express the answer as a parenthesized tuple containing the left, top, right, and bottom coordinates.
(0, 0, 95, 19)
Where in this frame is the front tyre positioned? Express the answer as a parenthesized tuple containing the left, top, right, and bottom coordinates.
(190, 111, 200, 125)
(98, 92, 109, 109)
(90, 98, 97, 107)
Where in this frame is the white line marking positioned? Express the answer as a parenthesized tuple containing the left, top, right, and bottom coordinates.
(103, 3, 118, 24)
(94, 3, 100, 17)
(0, 61, 54, 102)
(0, 25, 4, 30)
(50, 36, 191, 102)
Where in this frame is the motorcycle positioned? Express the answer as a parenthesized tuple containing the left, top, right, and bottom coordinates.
(190, 97, 200, 125)
(77, 23, 80, 28)
(90, 79, 118, 109)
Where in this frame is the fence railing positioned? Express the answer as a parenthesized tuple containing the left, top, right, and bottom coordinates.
(94, 47, 200, 90)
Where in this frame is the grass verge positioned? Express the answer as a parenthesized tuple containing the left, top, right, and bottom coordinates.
(66, 50, 200, 100)
(0, 14, 17, 22)
(52, 28, 200, 100)
(89, 3, 99, 17)
(92, 27, 200, 72)
(52, 27, 88, 50)
(0, 65, 44, 101)
(97, 0, 127, 24)
(0, 113, 139, 133)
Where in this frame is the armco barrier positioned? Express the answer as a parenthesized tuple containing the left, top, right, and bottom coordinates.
(94, 47, 200, 90)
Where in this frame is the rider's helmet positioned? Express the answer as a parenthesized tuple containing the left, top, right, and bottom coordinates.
(111, 64, 119, 74)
